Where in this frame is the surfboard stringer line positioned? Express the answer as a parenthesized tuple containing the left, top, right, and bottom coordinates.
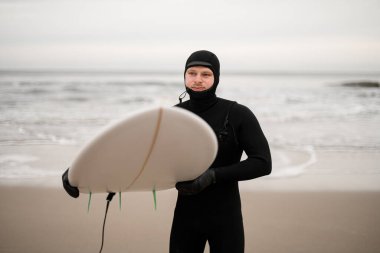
(125, 107, 163, 190)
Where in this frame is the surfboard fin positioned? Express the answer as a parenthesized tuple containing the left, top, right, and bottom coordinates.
(87, 192, 92, 213)
(152, 188, 157, 211)
(119, 192, 122, 210)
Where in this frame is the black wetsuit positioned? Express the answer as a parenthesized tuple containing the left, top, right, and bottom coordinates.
(170, 94, 272, 253)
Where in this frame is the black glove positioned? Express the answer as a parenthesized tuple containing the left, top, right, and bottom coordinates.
(62, 168, 80, 198)
(175, 168, 216, 196)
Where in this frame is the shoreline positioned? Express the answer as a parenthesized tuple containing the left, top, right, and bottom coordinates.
(1, 144, 379, 192)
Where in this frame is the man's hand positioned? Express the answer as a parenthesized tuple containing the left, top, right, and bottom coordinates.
(175, 168, 216, 196)
(62, 168, 80, 198)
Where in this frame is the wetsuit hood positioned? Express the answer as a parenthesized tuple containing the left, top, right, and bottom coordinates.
(184, 50, 220, 102)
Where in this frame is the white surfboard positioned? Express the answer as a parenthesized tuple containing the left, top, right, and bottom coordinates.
(69, 106, 218, 194)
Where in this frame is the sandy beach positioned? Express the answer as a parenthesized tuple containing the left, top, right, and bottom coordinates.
(1, 144, 380, 253)
(1, 183, 380, 253)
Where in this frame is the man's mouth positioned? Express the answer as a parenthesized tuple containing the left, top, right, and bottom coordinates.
(191, 86, 206, 91)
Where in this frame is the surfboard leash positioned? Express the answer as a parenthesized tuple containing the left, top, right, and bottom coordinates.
(98, 191, 156, 253)
(99, 192, 116, 253)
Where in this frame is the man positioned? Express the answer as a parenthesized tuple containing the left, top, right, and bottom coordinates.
(171, 50, 271, 253)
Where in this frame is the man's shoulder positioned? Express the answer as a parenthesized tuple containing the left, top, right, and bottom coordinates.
(216, 97, 236, 107)
(217, 98, 250, 113)
(174, 100, 191, 109)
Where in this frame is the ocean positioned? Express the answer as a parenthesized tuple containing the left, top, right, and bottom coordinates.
(0, 71, 379, 180)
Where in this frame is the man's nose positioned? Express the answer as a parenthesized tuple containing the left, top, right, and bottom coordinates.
(194, 74, 202, 83)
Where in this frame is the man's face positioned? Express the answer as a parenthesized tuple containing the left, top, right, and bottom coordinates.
(185, 66, 214, 92)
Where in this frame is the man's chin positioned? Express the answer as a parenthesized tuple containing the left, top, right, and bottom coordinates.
(191, 87, 206, 92)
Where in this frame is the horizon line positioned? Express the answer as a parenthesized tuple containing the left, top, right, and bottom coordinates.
(1, 68, 380, 77)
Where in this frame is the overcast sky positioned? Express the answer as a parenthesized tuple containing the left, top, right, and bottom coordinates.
(0, 0, 379, 72)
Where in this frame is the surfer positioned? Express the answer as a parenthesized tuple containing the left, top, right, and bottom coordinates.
(171, 50, 272, 253)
